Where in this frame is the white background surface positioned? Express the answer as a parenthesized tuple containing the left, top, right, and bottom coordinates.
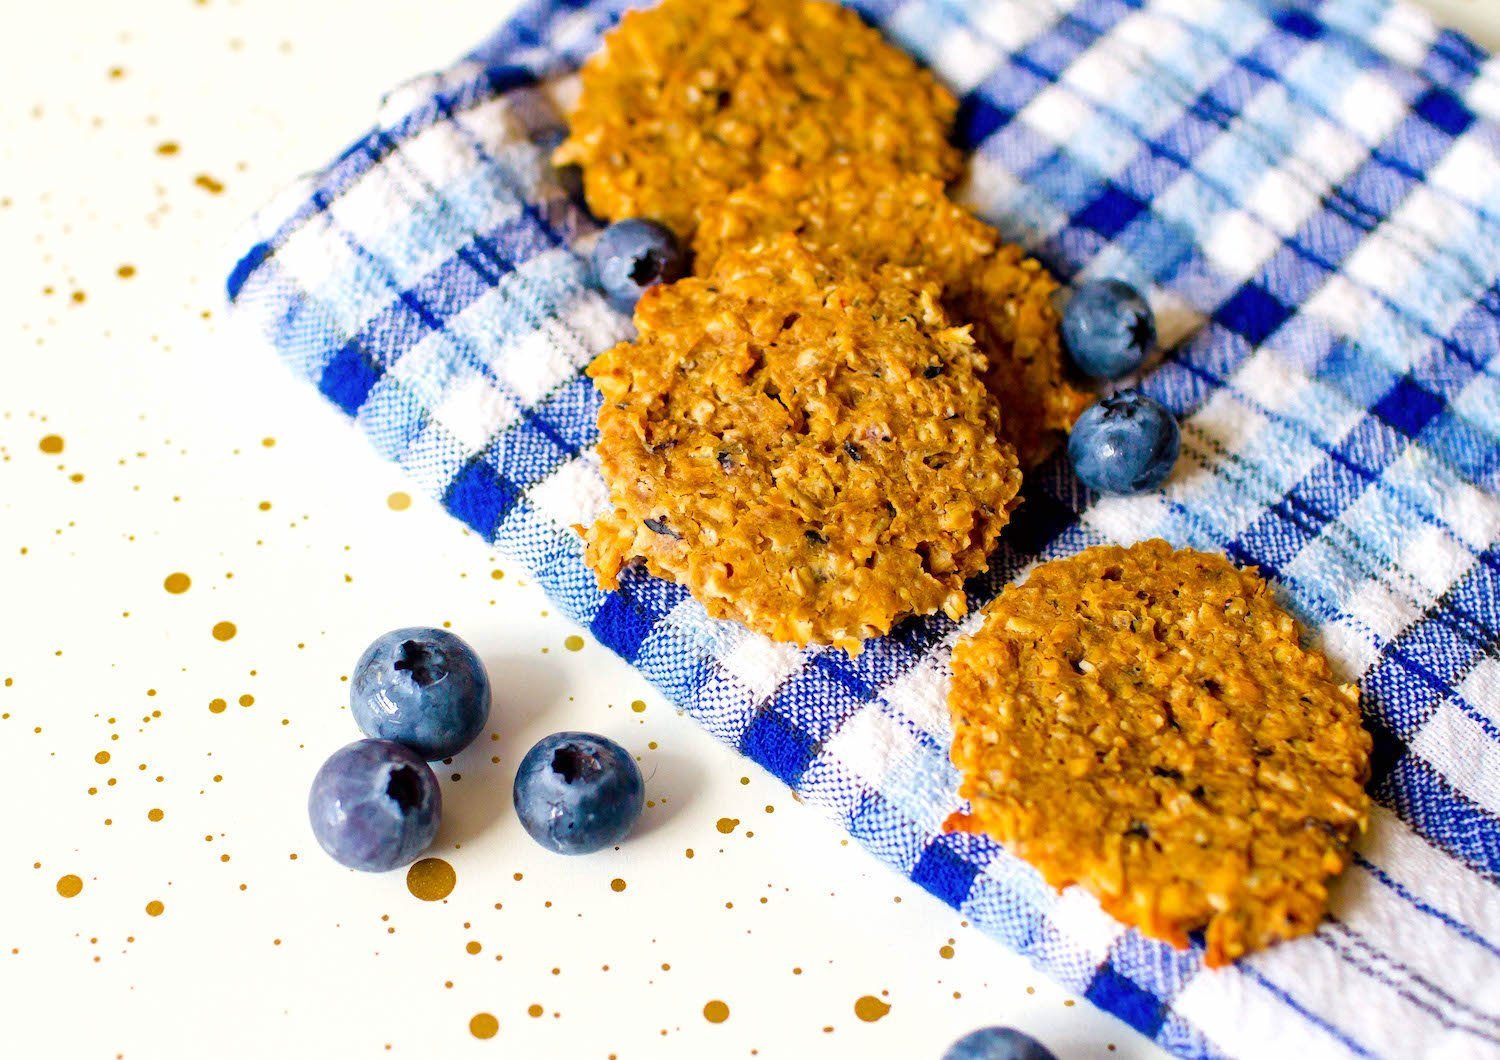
(1, 1, 1492, 1057)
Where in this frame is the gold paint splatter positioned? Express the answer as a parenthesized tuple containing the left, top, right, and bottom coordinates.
(258, 501, 271, 511)
(716, 817, 740, 834)
(527, 1004, 543, 1018)
(406, 857, 455, 901)
(145, 900, 165, 917)
(117, 264, 136, 279)
(212, 621, 237, 641)
(71, 290, 87, 304)
(156, 141, 179, 156)
(163, 572, 191, 594)
(854, 996, 890, 1022)
(56, 874, 83, 898)
(685, 848, 694, 859)
(469, 1013, 498, 1040)
(703, 1000, 730, 1024)
(564, 635, 585, 652)
(490, 569, 505, 580)
(94, 750, 110, 765)
(239, 694, 254, 707)
(386, 491, 411, 511)
(147, 808, 164, 822)
(208, 698, 227, 714)
(610, 878, 627, 893)
(39, 435, 64, 455)
(939, 945, 954, 959)
(466, 941, 482, 955)
(194, 173, 225, 194)
(630, 700, 647, 713)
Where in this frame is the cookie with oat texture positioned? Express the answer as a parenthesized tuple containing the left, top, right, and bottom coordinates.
(582, 236, 1022, 654)
(947, 540, 1371, 966)
(554, 0, 962, 238)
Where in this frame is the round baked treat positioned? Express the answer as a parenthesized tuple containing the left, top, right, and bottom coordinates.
(947, 540, 1371, 966)
(553, 0, 962, 238)
(695, 162, 1092, 465)
(583, 236, 1023, 654)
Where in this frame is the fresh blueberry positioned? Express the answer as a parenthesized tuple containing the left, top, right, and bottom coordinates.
(942, 1027, 1057, 1060)
(1068, 390, 1180, 495)
(592, 219, 689, 311)
(513, 731, 645, 855)
(1062, 278, 1156, 380)
(308, 739, 441, 872)
(350, 628, 491, 761)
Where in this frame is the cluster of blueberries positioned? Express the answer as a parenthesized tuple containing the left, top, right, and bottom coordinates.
(307, 627, 644, 872)
(593, 220, 1179, 497)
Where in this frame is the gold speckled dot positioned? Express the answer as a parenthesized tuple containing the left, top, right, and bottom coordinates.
(239, 694, 254, 707)
(527, 1004, 543, 1018)
(208, 698, 227, 714)
(56, 874, 83, 898)
(610, 878, 627, 893)
(212, 621, 237, 642)
(466, 940, 482, 955)
(145, 900, 165, 917)
(195, 173, 226, 194)
(630, 700, 646, 713)
(386, 491, 411, 512)
(490, 569, 505, 580)
(564, 635, 584, 652)
(39, 435, 64, 455)
(716, 817, 740, 834)
(163, 572, 191, 594)
(147, 808, 164, 822)
(406, 857, 456, 901)
(156, 141, 179, 156)
(94, 750, 110, 765)
(939, 944, 955, 959)
(469, 1013, 498, 1040)
(703, 1000, 730, 1024)
(117, 264, 136, 279)
(854, 996, 890, 1022)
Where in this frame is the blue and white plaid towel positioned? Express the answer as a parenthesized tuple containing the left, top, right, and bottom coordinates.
(229, 0, 1500, 1054)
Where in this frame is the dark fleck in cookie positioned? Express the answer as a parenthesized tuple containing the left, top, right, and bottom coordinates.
(553, 0, 962, 238)
(582, 235, 1022, 654)
(695, 162, 1092, 465)
(947, 540, 1371, 966)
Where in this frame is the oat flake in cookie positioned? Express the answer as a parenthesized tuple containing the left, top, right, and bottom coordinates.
(553, 0, 962, 238)
(582, 236, 1022, 654)
(947, 540, 1371, 966)
(695, 162, 1092, 466)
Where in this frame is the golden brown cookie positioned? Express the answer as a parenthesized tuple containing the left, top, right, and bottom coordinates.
(694, 162, 1092, 465)
(582, 236, 1023, 654)
(947, 540, 1371, 966)
(553, 0, 962, 238)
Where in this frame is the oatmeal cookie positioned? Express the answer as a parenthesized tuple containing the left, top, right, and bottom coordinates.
(695, 162, 1092, 464)
(583, 236, 1023, 653)
(947, 540, 1371, 966)
(553, 0, 962, 237)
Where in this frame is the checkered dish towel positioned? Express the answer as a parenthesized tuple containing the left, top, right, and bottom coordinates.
(228, 0, 1500, 1054)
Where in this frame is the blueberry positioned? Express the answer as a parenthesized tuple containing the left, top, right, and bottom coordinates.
(1062, 279, 1156, 380)
(592, 219, 689, 311)
(308, 739, 441, 872)
(1068, 390, 1180, 495)
(350, 628, 490, 761)
(513, 732, 645, 855)
(942, 1027, 1057, 1060)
